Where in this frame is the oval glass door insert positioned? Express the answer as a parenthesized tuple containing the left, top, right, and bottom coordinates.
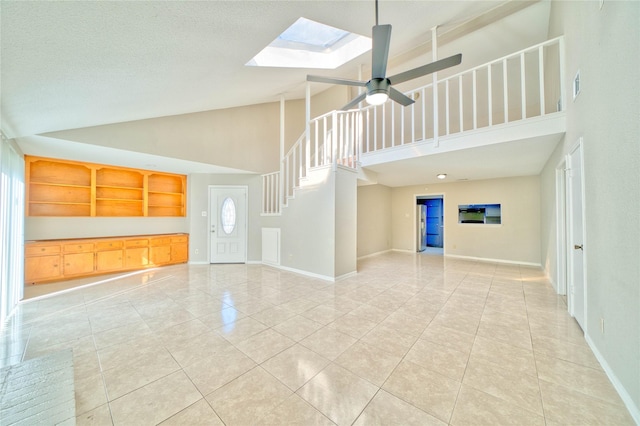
(221, 197, 237, 234)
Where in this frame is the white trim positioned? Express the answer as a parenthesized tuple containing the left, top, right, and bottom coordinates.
(445, 254, 541, 268)
(246, 260, 262, 265)
(188, 261, 210, 265)
(19, 268, 166, 304)
(566, 138, 587, 332)
(585, 334, 640, 424)
(554, 158, 568, 295)
(391, 249, 415, 254)
(263, 263, 356, 283)
(357, 249, 393, 260)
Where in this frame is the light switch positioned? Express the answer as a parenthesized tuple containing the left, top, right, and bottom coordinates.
(201, 211, 207, 217)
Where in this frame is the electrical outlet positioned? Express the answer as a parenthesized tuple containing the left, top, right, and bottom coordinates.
(195, 249, 199, 255)
(600, 317, 605, 334)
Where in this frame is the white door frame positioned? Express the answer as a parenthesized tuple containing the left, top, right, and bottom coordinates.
(566, 138, 587, 331)
(208, 185, 248, 264)
(414, 193, 445, 253)
(555, 159, 568, 295)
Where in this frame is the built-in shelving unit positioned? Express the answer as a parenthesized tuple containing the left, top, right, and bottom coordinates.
(148, 173, 185, 217)
(25, 156, 186, 217)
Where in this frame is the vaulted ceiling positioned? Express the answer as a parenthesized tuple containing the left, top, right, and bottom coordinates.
(1, 0, 556, 184)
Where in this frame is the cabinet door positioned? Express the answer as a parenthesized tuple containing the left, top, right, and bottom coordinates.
(25, 255, 61, 282)
(126, 247, 149, 268)
(170, 243, 188, 263)
(150, 246, 171, 265)
(96, 250, 124, 271)
(63, 252, 95, 276)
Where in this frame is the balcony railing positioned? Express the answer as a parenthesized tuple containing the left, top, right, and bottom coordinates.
(361, 36, 564, 153)
(262, 36, 565, 214)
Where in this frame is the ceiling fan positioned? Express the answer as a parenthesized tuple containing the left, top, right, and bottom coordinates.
(307, 0, 462, 111)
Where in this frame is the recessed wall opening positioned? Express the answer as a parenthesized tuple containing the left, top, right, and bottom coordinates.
(416, 195, 444, 255)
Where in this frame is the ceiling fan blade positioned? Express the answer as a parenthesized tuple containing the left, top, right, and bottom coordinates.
(371, 24, 392, 79)
(341, 92, 367, 111)
(388, 53, 462, 85)
(307, 75, 366, 87)
(389, 87, 414, 107)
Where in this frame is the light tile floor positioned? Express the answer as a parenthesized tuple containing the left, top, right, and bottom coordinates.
(1, 252, 635, 425)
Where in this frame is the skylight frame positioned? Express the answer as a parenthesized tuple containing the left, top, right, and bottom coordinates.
(246, 17, 371, 69)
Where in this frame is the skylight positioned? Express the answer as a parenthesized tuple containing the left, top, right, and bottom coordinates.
(246, 17, 371, 69)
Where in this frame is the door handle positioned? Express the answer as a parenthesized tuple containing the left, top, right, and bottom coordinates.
(574, 244, 583, 250)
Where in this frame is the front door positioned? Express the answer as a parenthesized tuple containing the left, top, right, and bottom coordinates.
(209, 186, 247, 263)
(567, 142, 586, 330)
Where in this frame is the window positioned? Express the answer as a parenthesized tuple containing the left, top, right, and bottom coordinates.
(458, 204, 501, 224)
(0, 135, 25, 328)
(246, 17, 371, 69)
(221, 197, 237, 234)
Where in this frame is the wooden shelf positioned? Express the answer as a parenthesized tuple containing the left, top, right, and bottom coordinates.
(25, 156, 186, 217)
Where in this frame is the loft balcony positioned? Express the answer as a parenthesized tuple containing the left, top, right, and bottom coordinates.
(262, 36, 566, 213)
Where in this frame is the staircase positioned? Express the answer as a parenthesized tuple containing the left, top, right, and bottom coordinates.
(262, 36, 565, 215)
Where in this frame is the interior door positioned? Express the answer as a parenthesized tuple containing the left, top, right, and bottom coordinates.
(426, 198, 443, 248)
(567, 142, 586, 330)
(210, 186, 247, 263)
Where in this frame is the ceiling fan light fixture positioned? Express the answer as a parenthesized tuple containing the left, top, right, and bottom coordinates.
(365, 78, 390, 106)
(366, 92, 389, 106)
(437, 173, 447, 179)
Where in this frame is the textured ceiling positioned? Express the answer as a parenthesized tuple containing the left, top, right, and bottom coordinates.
(1, 0, 537, 138)
(1, 0, 556, 185)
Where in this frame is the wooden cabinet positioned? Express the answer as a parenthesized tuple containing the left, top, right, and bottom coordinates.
(25, 156, 186, 217)
(125, 247, 149, 268)
(63, 253, 95, 276)
(96, 249, 124, 272)
(25, 234, 188, 284)
(149, 237, 172, 265)
(25, 243, 62, 283)
(62, 243, 95, 276)
(171, 235, 189, 263)
(125, 239, 149, 268)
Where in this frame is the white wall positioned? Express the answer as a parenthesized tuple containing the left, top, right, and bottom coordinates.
(262, 166, 357, 280)
(391, 176, 541, 265)
(25, 216, 188, 241)
(44, 102, 282, 174)
(540, 0, 640, 417)
(334, 168, 357, 277)
(357, 184, 392, 258)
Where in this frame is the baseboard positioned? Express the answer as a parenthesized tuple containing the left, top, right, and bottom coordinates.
(188, 261, 210, 265)
(391, 249, 415, 254)
(263, 263, 356, 283)
(357, 249, 393, 260)
(246, 260, 262, 265)
(584, 334, 640, 424)
(445, 253, 542, 268)
(335, 270, 358, 281)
